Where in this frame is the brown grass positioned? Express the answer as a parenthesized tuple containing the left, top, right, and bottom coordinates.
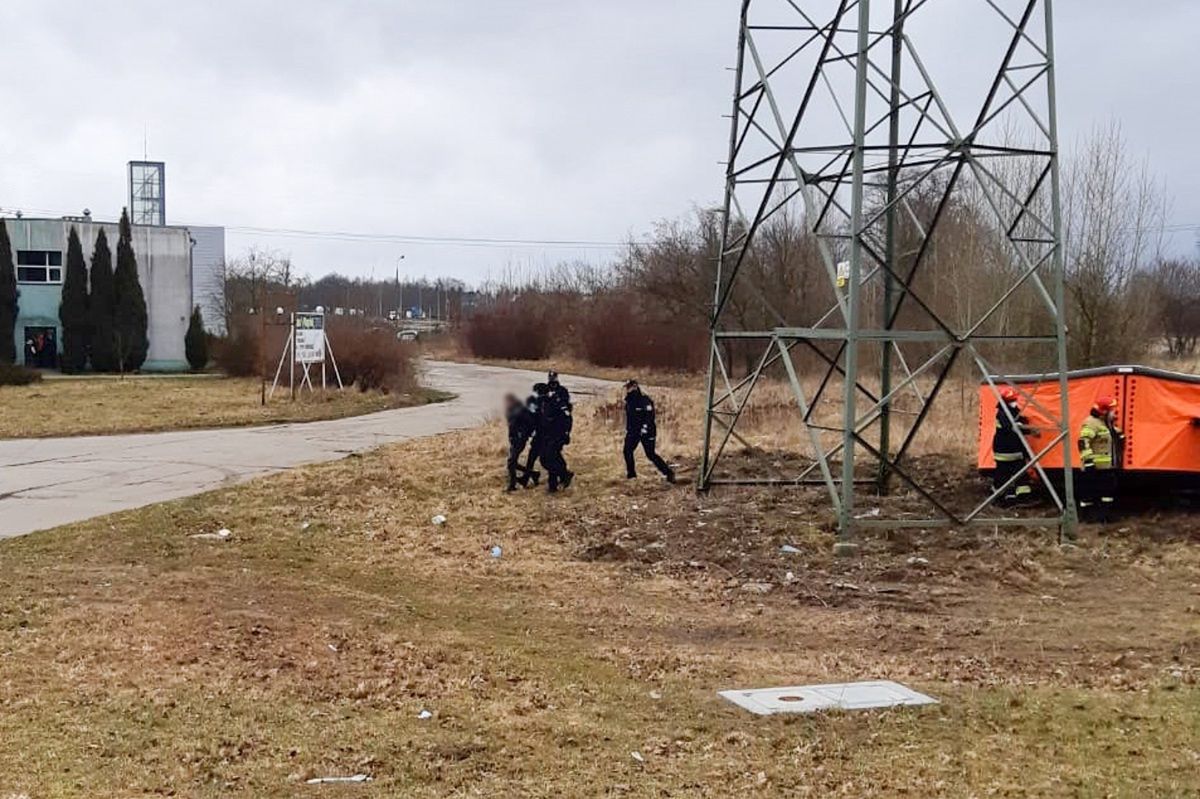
(0, 383, 1197, 796)
(0, 376, 451, 439)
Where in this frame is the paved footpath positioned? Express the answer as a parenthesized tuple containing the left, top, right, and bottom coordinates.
(0, 361, 617, 539)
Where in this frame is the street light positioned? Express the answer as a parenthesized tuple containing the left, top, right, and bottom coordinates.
(395, 255, 406, 319)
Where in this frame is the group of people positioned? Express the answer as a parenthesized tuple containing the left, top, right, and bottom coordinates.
(505, 371, 575, 493)
(504, 371, 676, 493)
(992, 387, 1124, 520)
(24, 329, 57, 369)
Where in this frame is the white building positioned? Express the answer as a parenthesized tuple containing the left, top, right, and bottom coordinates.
(7, 217, 196, 371)
(188, 226, 227, 335)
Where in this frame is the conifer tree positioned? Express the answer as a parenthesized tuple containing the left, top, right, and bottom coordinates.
(59, 227, 90, 373)
(88, 228, 117, 372)
(185, 306, 208, 371)
(113, 210, 149, 372)
(0, 219, 17, 364)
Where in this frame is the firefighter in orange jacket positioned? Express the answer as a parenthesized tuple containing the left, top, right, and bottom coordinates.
(992, 387, 1036, 505)
(1078, 396, 1124, 520)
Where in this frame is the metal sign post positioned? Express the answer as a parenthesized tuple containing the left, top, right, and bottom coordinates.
(269, 311, 343, 399)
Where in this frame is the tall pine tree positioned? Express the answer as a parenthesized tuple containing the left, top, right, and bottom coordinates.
(88, 228, 117, 372)
(0, 219, 17, 364)
(59, 227, 90, 373)
(184, 305, 208, 371)
(113, 210, 148, 373)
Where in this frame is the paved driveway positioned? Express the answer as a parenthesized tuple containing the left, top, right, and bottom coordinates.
(0, 361, 617, 539)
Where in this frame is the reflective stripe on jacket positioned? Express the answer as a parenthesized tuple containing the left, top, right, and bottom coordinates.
(1079, 415, 1119, 469)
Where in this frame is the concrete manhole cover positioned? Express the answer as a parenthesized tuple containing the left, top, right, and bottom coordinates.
(718, 680, 938, 716)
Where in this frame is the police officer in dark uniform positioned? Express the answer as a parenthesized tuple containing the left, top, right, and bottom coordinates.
(545, 369, 574, 448)
(623, 380, 675, 483)
(537, 381, 574, 492)
(546, 370, 571, 415)
(504, 393, 540, 492)
(522, 385, 545, 479)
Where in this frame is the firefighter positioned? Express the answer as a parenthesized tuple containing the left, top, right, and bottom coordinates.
(504, 393, 540, 492)
(623, 380, 676, 483)
(536, 382, 574, 493)
(1078, 395, 1124, 520)
(992, 386, 1036, 505)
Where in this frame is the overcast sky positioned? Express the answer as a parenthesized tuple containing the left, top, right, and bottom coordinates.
(2, 1, 1197, 285)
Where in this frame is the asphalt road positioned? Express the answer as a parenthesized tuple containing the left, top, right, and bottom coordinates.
(0, 361, 617, 539)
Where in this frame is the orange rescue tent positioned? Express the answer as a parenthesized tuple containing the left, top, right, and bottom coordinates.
(977, 366, 1200, 474)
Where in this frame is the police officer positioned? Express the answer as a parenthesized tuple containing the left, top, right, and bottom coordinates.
(535, 382, 574, 492)
(546, 370, 571, 415)
(545, 370, 574, 446)
(523, 384, 546, 478)
(504, 393, 540, 492)
(1078, 395, 1123, 520)
(992, 386, 1036, 505)
(623, 380, 676, 483)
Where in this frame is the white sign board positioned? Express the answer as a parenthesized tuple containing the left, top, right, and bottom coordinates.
(294, 312, 326, 364)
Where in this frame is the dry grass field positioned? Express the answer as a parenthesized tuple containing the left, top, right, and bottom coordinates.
(0, 377, 451, 439)
(0, 381, 1197, 796)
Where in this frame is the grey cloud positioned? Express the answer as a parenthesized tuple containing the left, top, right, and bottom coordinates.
(1, 1, 1196, 284)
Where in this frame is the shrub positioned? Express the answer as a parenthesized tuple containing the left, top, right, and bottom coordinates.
(0, 363, 42, 386)
(212, 315, 262, 377)
(185, 306, 209, 371)
(462, 296, 554, 360)
(579, 292, 706, 371)
(327, 319, 416, 393)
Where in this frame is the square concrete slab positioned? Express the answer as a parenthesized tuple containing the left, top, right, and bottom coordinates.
(719, 680, 938, 716)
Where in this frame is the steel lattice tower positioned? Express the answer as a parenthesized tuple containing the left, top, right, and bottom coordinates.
(699, 0, 1076, 545)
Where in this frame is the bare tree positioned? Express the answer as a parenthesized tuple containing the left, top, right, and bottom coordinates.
(218, 247, 297, 332)
(1062, 122, 1167, 366)
(1149, 257, 1200, 359)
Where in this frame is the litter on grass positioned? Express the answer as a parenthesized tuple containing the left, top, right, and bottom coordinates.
(191, 528, 232, 541)
(490, 546, 503, 559)
(305, 774, 372, 784)
(719, 680, 938, 716)
(417, 709, 433, 720)
(779, 544, 802, 554)
(431, 515, 447, 526)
